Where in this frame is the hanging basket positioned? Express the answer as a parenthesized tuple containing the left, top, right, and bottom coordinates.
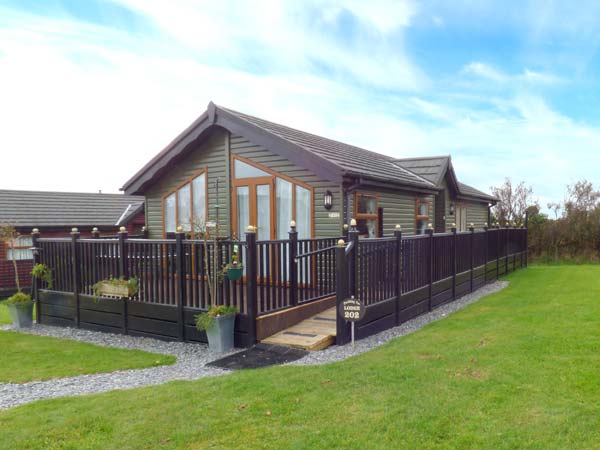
(226, 266, 243, 281)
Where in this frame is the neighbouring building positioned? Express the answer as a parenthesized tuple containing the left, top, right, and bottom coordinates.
(0, 190, 145, 295)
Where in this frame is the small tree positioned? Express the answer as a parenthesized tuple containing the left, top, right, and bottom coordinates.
(0, 224, 22, 292)
(490, 178, 537, 226)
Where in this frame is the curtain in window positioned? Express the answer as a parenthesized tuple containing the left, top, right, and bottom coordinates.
(296, 186, 311, 240)
(192, 173, 206, 230)
(6, 236, 33, 261)
(276, 178, 293, 240)
(165, 193, 176, 233)
(177, 184, 191, 231)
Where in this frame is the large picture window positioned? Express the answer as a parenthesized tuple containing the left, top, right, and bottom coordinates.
(416, 198, 431, 235)
(163, 169, 207, 235)
(355, 192, 379, 238)
(232, 156, 313, 240)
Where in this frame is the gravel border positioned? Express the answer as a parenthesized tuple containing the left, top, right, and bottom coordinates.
(0, 280, 507, 409)
(289, 280, 509, 366)
(0, 326, 241, 410)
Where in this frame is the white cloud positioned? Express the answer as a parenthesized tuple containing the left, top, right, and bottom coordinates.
(462, 61, 563, 86)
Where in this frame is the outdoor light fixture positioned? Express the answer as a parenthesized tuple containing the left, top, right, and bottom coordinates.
(449, 203, 455, 215)
(323, 190, 333, 210)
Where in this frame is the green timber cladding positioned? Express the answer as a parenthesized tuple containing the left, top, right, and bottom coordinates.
(130, 103, 496, 239)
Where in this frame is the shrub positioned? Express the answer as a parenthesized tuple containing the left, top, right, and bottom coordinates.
(195, 305, 238, 331)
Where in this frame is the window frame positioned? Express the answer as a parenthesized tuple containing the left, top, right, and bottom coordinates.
(5, 235, 33, 261)
(415, 198, 431, 235)
(354, 192, 379, 238)
(161, 167, 208, 238)
(231, 155, 314, 240)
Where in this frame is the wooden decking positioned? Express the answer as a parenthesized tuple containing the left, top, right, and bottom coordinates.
(261, 307, 337, 351)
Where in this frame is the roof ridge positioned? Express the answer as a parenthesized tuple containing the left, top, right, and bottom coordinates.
(393, 155, 450, 162)
(0, 188, 143, 199)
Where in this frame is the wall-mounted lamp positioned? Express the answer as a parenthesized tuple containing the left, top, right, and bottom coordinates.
(323, 190, 333, 210)
(449, 203, 455, 215)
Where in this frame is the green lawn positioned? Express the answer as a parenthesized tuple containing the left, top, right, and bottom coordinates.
(0, 331, 175, 383)
(0, 302, 10, 325)
(2, 266, 600, 449)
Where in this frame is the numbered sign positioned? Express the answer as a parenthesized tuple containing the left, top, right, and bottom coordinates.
(338, 297, 365, 323)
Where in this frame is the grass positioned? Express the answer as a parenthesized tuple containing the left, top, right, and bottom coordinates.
(0, 331, 175, 384)
(2, 266, 600, 449)
(0, 302, 10, 325)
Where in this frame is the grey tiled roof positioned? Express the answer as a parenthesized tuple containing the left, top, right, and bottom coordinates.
(393, 156, 449, 185)
(395, 156, 497, 202)
(0, 189, 144, 228)
(219, 106, 435, 189)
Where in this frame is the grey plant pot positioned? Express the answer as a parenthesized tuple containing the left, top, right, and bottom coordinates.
(7, 302, 34, 329)
(205, 314, 236, 353)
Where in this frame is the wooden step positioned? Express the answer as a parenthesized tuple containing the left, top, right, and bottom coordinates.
(261, 307, 337, 351)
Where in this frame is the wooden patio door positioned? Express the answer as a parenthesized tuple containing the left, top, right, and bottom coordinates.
(232, 177, 275, 241)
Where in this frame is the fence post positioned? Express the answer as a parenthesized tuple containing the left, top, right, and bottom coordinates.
(70, 228, 81, 328)
(245, 226, 258, 345)
(469, 224, 475, 292)
(484, 224, 489, 283)
(427, 224, 434, 311)
(175, 227, 186, 341)
(91, 227, 100, 239)
(496, 226, 500, 280)
(335, 238, 350, 345)
(394, 225, 402, 325)
(348, 219, 359, 298)
(142, 226, 149, 239)
(524, 211, 529, 268)
(31, 228, 41, 324)
(343, 223, 349, 241)
(505, 225, 510, 274)
(117, 226, 128, 334)
(288, 221, 298, 307)
(451, 224, 457, 301)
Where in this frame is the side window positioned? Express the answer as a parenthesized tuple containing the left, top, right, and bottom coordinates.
(416, 199, 431, 235)
(355, 192, 379, 238)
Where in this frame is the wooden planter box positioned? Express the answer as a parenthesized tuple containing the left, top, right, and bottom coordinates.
(96, 281, 133, 298)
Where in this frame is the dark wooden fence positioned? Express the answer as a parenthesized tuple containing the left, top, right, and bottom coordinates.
(335, 225, 528, 345)
(31, 224, 528, 348)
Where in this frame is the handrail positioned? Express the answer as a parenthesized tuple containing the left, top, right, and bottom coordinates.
(295, 244, 338, 261)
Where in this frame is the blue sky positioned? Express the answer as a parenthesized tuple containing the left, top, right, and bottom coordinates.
(2, 0, 600, 210)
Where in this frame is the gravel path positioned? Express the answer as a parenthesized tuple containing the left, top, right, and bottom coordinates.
(0, 281, 507, 409)
(290, 280, 509, 366)
(0, 326, 240, 410)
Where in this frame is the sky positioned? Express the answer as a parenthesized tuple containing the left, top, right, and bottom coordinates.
(2, 0, 600, 210)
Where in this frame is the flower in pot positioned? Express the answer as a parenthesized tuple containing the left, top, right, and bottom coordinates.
(4, 292, 33, 329)
(195, 305, 238, 352)
(223, 244, 243, 281)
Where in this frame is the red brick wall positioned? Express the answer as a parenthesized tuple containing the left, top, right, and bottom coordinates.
(0, 241, 33, 294)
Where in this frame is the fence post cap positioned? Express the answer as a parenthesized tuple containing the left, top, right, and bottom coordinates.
(290, 220, 296, 229)
(350, 218, 357, 227)
(92, 227, 99, 232)
(175, 225, 183, 233)
(32, 228, 39, 234)
(337, 239, 346, 247)
(246, 225, 256, 233)
(395, 224, 402, 231)
(451, 222, 456, 228)
(427, 223, 433, 230)
(71, 227, 79, 233)
(470, 223, 474, 228)
(343, 223, 349, 230)
(141, 226, 146, 231)
(119, 226, 127, 233)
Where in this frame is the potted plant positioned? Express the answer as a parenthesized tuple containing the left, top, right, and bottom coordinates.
(195, 305, 238, 352)
(31, 263, 53, 289)
(92, 276, 139, 300)
(223, 245, 243, 281)
(0, 224, 34, 328)
(4, 292, 33, 328)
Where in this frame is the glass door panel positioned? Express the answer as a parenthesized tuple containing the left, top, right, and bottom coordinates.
(236, 186, 250, 240)
(256, 184, 271, 241)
